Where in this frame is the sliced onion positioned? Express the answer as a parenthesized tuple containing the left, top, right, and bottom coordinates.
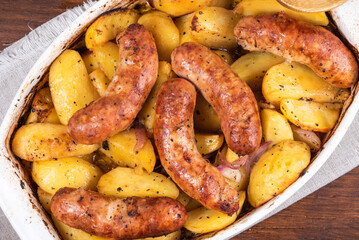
(217, 165, 242, 183)
(134, 127, 148, 152)
(217, 142, 272, 176)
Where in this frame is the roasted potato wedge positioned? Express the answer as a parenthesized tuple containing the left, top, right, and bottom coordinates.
(97, 167, 179, 199)
(262, 62, 350, 107)
(176, 190, 192, 207)
(190, 7, 240, 49)
(82, 50, 99, 73)
(99, 129, 156, 173)
(37, 188, 53, 214)
(194, 93, 221, 132)
(151, 0, 232, 17)
(261, 109, 293, 145)
(85, 8, 139, 49)
(231, 52, 284, 91)
(32, 157, 103, 195)
(184, 191, 246, 233)
(248, 140, 310, 207)
(138, 61, 175, 135)
(49, 50, 99, 125)
(92, 42, 119, 80)
(52, 215, 112, 240)
(89, 69, 110, 96)
(12, 123, 99, 161)
(195, 133, 224, 155)
(26, 88, 60, 124)
(234, 0, 329, 26)
(175, 13, 197, 44)
(138, 11, 180, 61)
(280, 99, 341, 133)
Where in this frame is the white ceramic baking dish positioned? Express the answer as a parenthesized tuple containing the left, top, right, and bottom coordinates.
(0, 0, 358, 239)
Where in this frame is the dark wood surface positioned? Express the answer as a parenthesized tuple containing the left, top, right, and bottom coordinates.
(1, 0, 359, 239)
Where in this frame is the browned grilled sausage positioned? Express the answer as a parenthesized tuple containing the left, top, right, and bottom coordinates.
(68, 24, 158, 144)
(171, 42, 261, 155)
(51, 188, 186, 239)
(234, 12, 358, 88)
(154, 79, 239, 215)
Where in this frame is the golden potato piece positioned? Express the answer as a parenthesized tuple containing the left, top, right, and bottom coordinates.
(194, 93, 221, 132)
(92, 42, 119, 80)
(248, 140, 310, 207)
(89, 69, 110, 96)
(82, 50, 99, 73)
(32, 157, 103, 195)
(175, 13, 197, 44)
(213, 50, 233, 64)
(52, 215, 112, 240)
(138, 61, 175, 135)
(185, 198, 203, 212)
(231, 52, 284, 91)
(138, 230, 181, 240)
(138, 11, 179, 61)
(280, 99, 341, 133)
(49, 50, 99, 125)
(26, 88, 60, 124)
(262, 62, 349, 107)
(291, 125, 321, 152)
(37, 188, 53, 214)
(85, 8, 139, 49)
(190, 7, 240, 49)
(12, 123, 99, 161)
(184, 191, 246, 233)
(176, 190, 192, 207)
(99, 128, 156, 173)
(151, 0, 232, 17)
(234, 0, 329, 26)
(261, 109, 293, 145)
(97, 167, 179, 199)
(195, 133, 224, 155)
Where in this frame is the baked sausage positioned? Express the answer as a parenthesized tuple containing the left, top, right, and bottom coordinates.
(51, 188, 186, 239)
(68, 24, 158, 144)
(234, 12, 358, 88)
(154, 79, 239, 215)
(171, 42, 261, 155)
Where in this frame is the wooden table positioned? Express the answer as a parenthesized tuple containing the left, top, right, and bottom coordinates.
(1, 0, 358, 239)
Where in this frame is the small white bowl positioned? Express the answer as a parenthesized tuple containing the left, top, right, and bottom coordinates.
(0, 0, 358, 239)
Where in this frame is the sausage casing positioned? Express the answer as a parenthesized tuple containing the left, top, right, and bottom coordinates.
(51, 188, 186, 239)
(171, 42, 262, 155)
(234, 12, 358, 88)
(68, 24, 158, 144)
(154, 79, 239, 215)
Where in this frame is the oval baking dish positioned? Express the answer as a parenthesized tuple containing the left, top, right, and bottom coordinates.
(0, 0, 359, 239)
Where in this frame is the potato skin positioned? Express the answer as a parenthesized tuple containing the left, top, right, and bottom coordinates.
(51, 188, 187, 239)
(262, 62, 350, 107)
(85, 8, 139, 49)
(154, 79, 239, 214)
(171, 42, 261, 155)
(190, 7, 239, 49)
(68, 24, 158, 144)
(32, 157, 103, 194)
(248, 140, 310, 207)
(12, 123, 99, 161)
(49, 50, 99, 125)
(235, 12, 358, 88)
(97, 167, 179, 199)
(138, 11, 180, 62)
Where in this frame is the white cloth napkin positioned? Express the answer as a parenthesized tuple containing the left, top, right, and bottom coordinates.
(0, 1, 358, 239)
